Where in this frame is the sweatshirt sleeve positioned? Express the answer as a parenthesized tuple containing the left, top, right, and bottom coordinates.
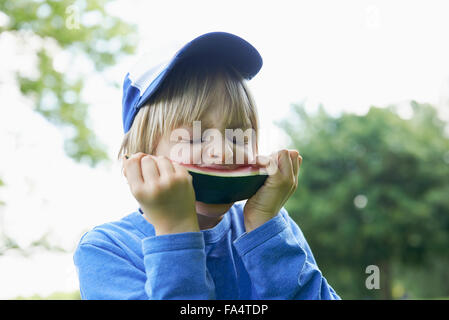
(232, 207, 341, 300)
(73, 231, 216, 300)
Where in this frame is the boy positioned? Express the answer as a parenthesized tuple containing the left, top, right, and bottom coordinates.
(73, 32, 341, 300)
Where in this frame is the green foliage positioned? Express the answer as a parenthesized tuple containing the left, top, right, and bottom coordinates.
(14, 290, 81, 300)
(0, 0, 137, 257)
(279, 101, 449, 299)
(0, 0, 137, 166)
(393, 257, 449, 299)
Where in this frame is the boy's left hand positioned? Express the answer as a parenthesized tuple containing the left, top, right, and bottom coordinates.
(243, 149, 302, 233)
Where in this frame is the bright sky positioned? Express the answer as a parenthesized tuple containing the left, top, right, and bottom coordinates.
(1, 0, 449, 299)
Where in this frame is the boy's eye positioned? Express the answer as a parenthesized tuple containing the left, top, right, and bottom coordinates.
(232, 136, 249, 145)
(181, 137, 249, 144)
(186, 139, 202, 144)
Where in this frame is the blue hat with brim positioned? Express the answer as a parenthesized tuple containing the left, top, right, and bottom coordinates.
(121, 31, 263, 133)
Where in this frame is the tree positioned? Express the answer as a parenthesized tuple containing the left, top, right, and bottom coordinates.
(279, 101, 449, 299)
(0, 0, 137, 254)
(0, 0, 137, 165)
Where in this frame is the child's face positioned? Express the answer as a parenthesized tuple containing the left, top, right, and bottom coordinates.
(154, 108, 257, 216)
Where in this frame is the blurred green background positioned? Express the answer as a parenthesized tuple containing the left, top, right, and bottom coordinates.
(281, 101, 449, 299)
(1, 0, 448, 300)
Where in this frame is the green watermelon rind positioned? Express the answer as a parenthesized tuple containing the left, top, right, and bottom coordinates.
(180, 164, 269, 204)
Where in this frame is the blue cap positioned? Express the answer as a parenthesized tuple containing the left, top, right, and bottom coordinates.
(121, 31, 263, 133)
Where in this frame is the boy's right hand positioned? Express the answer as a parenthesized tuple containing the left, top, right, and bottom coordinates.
(123, 152, 200, 236)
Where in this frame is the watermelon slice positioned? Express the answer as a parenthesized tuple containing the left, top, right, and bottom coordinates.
(179, 163, 269, 204)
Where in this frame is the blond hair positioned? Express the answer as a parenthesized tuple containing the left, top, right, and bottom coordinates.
(117, 58, 260, 160)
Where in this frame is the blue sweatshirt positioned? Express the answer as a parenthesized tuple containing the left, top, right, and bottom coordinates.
(73, 202, 340, 300)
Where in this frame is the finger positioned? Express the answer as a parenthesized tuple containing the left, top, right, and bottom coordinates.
(278, 149, 294, 178)
(262, 152, 281, 176)
(154, 156, 175, 178)
(289, 150, 299, 180)
(172, 161, 189, 176)
(255, 154, 269, 175)
(173, 163, 193, 185)
(124, 152, 147, 185)
(255, 154, 270, 167)
(141, 155, 160, 182)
